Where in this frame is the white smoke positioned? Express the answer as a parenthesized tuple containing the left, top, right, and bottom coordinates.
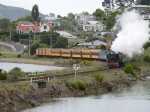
(111, 10, 149, 58)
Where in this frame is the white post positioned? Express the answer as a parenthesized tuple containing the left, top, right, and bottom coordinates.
(73, 64, 80, 80)
(48, 77, 50, 82)
(74, 69, 77, 79)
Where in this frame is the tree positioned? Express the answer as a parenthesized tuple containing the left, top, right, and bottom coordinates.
(53, 37, 68, 48)
(30, 41, 48, 55)
(68, 13, 75, 20)
(93, 8, 120, 30)
(104, 11, 120, 30)
(31, 4, 40, 22)
(93, 9, 106, 21)
(0, 18, 10, 32)
(8, 67, 24, 81)
(16, 16, 33, 22)
(0, 70, 7, 80)
(143, 42, 150, 50)
(136, 0, 150, 5)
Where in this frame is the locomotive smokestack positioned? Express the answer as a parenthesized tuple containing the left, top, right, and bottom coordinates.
(111, 10, 149, 58)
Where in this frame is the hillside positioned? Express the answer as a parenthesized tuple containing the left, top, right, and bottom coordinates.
(0, 4, 44, 20)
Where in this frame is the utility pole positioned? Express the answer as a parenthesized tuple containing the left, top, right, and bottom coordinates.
(9, 25, 12, 41)
(9, 30, 12, 41)
(49, 32, 53, 48)
(28, 33, 31, 56)
(51, 36, 52, 48)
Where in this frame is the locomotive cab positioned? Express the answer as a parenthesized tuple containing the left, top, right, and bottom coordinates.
(106, 51, 123, 68)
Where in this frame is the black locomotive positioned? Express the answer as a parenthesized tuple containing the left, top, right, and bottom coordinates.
(99, 50, 124, 68)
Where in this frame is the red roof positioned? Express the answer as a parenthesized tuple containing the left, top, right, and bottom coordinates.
(16, 22, 40, 33)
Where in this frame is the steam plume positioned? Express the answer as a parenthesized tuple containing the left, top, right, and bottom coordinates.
(111, 10, 149, 57)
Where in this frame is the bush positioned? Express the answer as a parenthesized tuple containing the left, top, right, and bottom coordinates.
(81, 60, 91, 66)
(124, 64, 137, 78)
(66, 79, 87, 91)
(100, 45, 106, 50)
(144, 55, 150, 62)
(8, 67, 24, 81)
(143, 42, 150, 50)
(17, 54, 22, 58)
(94, 74, 104, 83)
(0, 70, 7, 80)
(124, 64, 134, 74)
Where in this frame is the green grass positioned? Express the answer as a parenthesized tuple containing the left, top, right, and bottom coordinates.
(0, 81, 31, 93)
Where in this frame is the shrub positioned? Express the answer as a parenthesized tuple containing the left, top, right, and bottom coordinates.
(100, 45, 106, 50)
(94, 74, 104, 83)
(17, 54, 22, 58)
(66, 79, 87, 91)
(0, 70, 7, 80)
(124, 64, 137, 78)
(81, 60, 91, 66)
(143, 42, 150, 50)
(144, 55, 150, 62)
(8, 67, 24, 81)
(124, 64, 134, 74)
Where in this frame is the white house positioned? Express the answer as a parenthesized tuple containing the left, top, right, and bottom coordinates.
(132, 5, 150, 20)
(56, 31, 77, 39)
(78, 40, 107, 48)
(44, 13, 56, 21)
(75, 13, 96, 25)
(40, 23, 51, 32)
(83, 21, 104, 32)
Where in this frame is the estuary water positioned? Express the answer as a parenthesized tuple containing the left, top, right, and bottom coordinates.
(23, 82, 150, 112)
(0, 62, 64, 72)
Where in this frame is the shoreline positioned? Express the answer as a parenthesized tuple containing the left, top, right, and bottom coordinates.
(0, 58, 55, 66)
(0, 77, 134, 112)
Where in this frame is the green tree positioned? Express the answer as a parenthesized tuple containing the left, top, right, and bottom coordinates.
(8, 67, 24, 81)
(53, 37, 68, 48)
(0, 18, 10, 32)
(30, 41, 48, 55)
(104, 11, 119, 30)
(0, 70, 7, 80)
(144, 55, 150, 62)
(68, 13, 75, 20)
(137, 0, 150, 5)
(16, 16, 33, 22)
(31, 4, 40, 22)
(143, 42, 150, 50)
(93, 9, 120, 30)
(93, 9, 105, 21)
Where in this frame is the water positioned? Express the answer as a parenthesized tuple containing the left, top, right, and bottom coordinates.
(0, 62, 64, 72)
(23, 82, 150, 112)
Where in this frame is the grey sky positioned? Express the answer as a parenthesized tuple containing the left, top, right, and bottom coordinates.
(0, 0, 103, 16)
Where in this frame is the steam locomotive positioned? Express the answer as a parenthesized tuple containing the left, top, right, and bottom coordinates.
(36, 48, 124, 68)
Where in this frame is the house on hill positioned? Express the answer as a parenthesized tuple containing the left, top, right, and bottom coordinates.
(16, 21, 39, 34)
(77, 39, 107, 48)
(83, 21, 104, 32)
(16, 21, 54, 34)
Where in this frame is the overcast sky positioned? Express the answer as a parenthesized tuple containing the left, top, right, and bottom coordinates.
(0, 0, 103, 16)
